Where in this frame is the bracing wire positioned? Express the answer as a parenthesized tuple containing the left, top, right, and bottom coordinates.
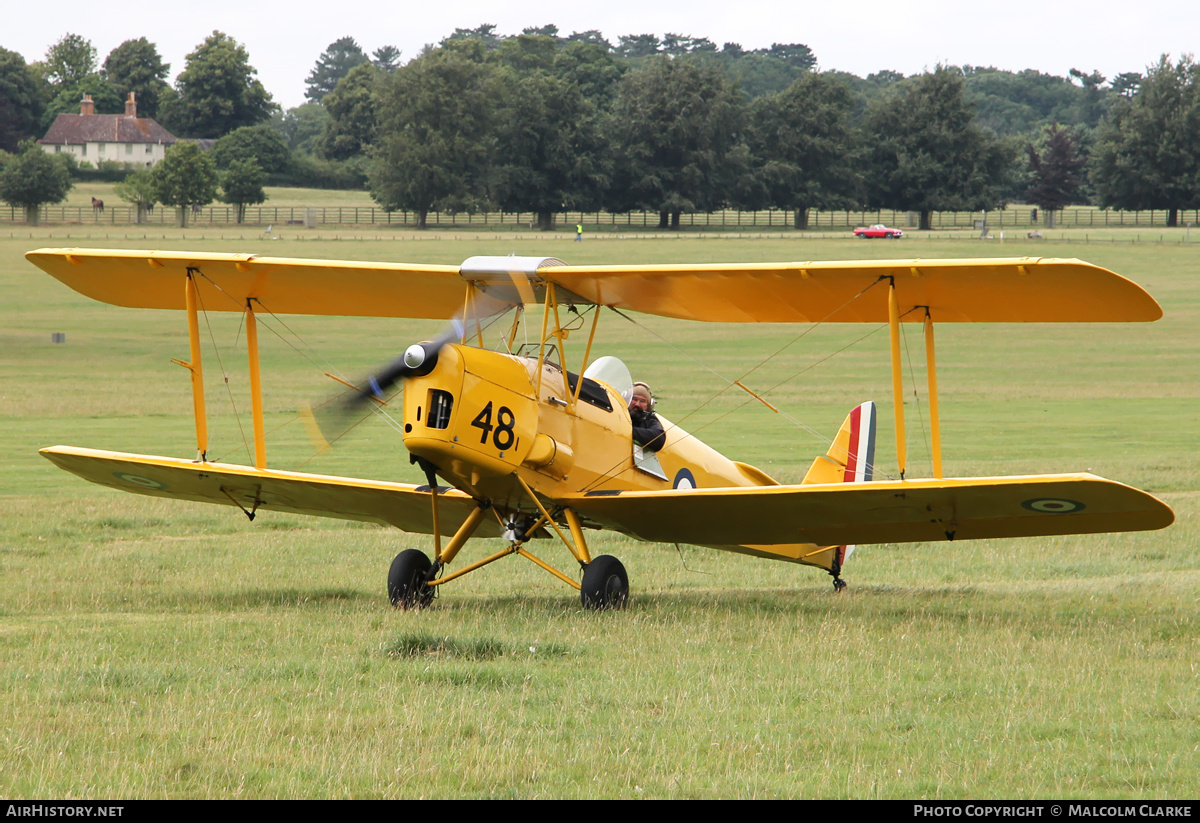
(190, 274, 252, 463)
(581, 276, 895, 492)
(195, 268, 524, 468)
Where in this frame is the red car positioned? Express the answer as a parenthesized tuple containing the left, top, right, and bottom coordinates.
(854, 224, 904, 239)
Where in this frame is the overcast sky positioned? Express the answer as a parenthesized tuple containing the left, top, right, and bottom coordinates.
(6, 0, 1198, 110)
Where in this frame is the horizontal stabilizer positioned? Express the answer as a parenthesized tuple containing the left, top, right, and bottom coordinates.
(40, 446, 500, 537)
(566, 473, 1174, 551)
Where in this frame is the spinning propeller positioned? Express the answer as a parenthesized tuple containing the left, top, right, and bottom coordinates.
(304, 255, 562, 451)
(350, 317, 466, 408)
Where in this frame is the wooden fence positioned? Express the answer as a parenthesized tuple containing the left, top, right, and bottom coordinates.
(5, 204, 1200, 230)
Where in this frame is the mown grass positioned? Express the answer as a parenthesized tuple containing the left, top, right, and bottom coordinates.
(1, 231, 1196, 798)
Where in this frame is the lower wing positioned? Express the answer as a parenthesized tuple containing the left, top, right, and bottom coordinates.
(564, 474, 1174, 548)
(41, 446, 501, 537)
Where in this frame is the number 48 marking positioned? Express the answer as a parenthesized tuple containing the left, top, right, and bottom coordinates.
(471, 402, 516, 450)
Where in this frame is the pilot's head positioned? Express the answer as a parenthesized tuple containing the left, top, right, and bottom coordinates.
(629, 382, 654, 413)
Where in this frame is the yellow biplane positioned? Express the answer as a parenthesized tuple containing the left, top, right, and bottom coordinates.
(26, 249, 1174, 609)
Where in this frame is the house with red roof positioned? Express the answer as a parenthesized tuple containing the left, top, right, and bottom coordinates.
(39, 93, 177, 168)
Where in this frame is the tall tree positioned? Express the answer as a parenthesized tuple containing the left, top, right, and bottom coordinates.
(316, 62, 379, 161)
(552, 41, 624, 107)
(493, 34, 558, 72)
(211, 124, 291, 173)
(167, 31, 275, 138)
(102, 38, 170, 118)
(765, 43, 817, 71)
(40, 74, 122, 131)
(1025, 124, 1086, 227)
(219, 157, 267, 223)
(42, 34, 96, 88)
(864, 66, 1013, 230)
(441, 25, 504, 51)
(151, 140, 218, 226)
(1091, 55, 1200, 227)
(0, 141, 73, 224)
(273, 103, 330, 155)
(1109, 72, 1143, 99)
(616, 34, 660, 59)
(305, 37, 369, 102)
(0, 48, 44, 153)
(660, 34, 717, 56)
(370, 42, 498, 228)
(745, 72, 863, 228)
(1069, 68, 1110, 126)
(372, 46, 402, 73)
(113, 169, 157, 223)
(605, 57, 745, 228)
(493, 67, 607, 230)
(965, 68, 1086, 135)
(563, 30, 612, 50)
(522, 24, 562, 41)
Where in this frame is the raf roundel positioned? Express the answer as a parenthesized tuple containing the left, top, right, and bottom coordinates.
(113, 472, 169, 490)
(1021, 498, 1086, 514)
(672, 469, 696, 490)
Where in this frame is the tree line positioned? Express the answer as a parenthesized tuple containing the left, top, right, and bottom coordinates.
(2, 26, 1198, 227)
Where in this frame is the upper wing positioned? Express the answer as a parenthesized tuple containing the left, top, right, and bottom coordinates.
(563, 474, 1174, 547)
(543, 257, 1162, 323)
(41, 446, 502, 537)
(25, 249, 470, 318)
(28, 250, 1161, 323)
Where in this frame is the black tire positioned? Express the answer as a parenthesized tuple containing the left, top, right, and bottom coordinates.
(580, 555, 629, 610)
(388, 549, 434, 609)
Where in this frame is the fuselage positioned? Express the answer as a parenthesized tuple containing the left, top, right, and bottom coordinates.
(400, 344, 778, 523)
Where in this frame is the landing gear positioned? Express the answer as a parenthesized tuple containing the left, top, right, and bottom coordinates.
(388, 549, 435, 609)
(581, 555, 629, 610)
(832, 576, 847, 592)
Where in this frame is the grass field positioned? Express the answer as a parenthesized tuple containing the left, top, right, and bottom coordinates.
(2, 231, 1197, 798)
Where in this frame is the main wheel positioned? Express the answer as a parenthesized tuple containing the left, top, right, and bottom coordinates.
(580, 555, 629, 610)
(388, 549, 434, 609)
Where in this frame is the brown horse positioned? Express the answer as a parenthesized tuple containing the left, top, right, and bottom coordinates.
(91, 197, 104, 213)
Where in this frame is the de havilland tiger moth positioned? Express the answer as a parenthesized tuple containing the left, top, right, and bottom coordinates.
(25, 249, 1174, 609)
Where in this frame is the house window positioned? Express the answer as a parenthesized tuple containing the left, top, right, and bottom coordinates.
(81, 145, 87, 156)
(98, 144, 106, 155)
(126, 144, 133, 155)
(146, 146, 153, 154)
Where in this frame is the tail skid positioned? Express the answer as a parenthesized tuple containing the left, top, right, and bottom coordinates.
(803, 401, 878, 582)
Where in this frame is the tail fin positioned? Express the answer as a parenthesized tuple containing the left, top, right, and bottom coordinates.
(802, 401, 877, 486)
(803, 401, 877, 577)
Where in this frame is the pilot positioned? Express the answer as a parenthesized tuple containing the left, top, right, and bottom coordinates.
(628, 382, 666, 452)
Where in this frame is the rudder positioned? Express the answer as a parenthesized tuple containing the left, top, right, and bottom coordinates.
(802, 401, 877, 486)
(802, 401, 877, 581)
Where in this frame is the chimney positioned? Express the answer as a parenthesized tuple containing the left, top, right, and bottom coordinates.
(80, 94, 94, 116)
(125, 92, 137, 118)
